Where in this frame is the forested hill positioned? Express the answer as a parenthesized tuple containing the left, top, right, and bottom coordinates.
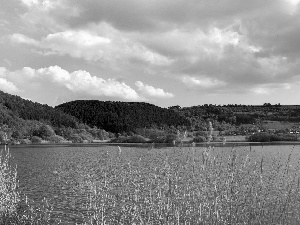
(0, 90, 79, 128)
(55, 100, 191, 133)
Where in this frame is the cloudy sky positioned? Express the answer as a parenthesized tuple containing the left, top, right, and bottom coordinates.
(1, 0, 300, 107)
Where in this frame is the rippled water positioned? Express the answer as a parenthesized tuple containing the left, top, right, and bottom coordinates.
(8, 144, 300, 224)
(8, 145, 120, 224)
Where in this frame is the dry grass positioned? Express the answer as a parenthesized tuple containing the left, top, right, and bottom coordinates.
(82, 146, 300, 225)
(0, 145, 52, 225)
(0, 145, 19, 214)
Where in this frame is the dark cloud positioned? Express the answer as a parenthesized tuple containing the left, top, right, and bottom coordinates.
(52, 0, 278, 32)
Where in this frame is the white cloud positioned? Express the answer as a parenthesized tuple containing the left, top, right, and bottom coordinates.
(42, 30, 111, 61)
(20, 0, 59, 10)
(11, 33, 39, 46)
(0, 67, 8, 77)
(252, 83, 291, 94)
(283, 0, 300, 14)
(135, 81, 174, 98)
(179, 75, 226, 89)
(0, 78, 19, 93)
(1, 66, 143, 101)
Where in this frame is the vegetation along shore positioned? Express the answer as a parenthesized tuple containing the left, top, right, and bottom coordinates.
(0, 90, 300, 145)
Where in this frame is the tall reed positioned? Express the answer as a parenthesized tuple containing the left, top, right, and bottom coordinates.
(0, 145, 52, 225)
(83, 146, 300, 224)
(0, 145, 19, 215)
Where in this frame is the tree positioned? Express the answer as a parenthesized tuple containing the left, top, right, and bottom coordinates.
(33, 124, 55, 139)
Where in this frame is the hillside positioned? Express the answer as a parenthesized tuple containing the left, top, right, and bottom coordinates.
(0, 90, 112, 143)
(0, 90, 79, 128)
(55, 100, 191, 133)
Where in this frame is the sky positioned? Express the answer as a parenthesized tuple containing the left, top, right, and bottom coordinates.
(1, 0, 300, 108)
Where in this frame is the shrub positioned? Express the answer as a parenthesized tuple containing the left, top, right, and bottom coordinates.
(248, 132, 298, 142)
(165, 134, 177, 143)
(31, 136, 42, 143)
(150, 136, 167, 143)
(193, 136, 206, 142)
(33, 125, 55, 139)
(111, 135, 148, 143)
(48, 135, 65, 143)
(69, 134, 83, 143)
(126, 135, 147, 143)
(194, 131, 207, 137)
(78, 132, 94, 142)
(19, 139, 31, 144)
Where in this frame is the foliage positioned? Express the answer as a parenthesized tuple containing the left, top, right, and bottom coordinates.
(30, 136, 42, 144)
(193, 136, 206, 142)
(56, 100, 191, 133)
(165, 133, 178, 143)
(33, 124, 55, 139)
(48, 135, 65, 143)
(248, 132, 298, 142)
(0, 90, 79, 129)
(111, 135, 148, 143)
(68, 134, 83, 143)
(19, 139, 31, 145)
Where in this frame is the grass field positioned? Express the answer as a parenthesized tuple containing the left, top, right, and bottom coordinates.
(2, 145, 300, 224)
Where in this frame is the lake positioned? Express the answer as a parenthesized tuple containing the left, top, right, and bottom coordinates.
(8, 143, 300, 224)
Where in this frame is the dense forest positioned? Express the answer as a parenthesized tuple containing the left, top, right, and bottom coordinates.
(55, 100, 191, 133)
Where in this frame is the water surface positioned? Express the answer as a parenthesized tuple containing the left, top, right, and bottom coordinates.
(8, 144, 300, 224)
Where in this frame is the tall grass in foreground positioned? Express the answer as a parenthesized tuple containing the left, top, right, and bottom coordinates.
(0, 146, 52, 225)
(83, 146, 300, 225)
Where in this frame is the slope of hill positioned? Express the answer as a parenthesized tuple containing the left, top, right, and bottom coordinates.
(55, 100, 191, 133)
(0, 90, 79, 128)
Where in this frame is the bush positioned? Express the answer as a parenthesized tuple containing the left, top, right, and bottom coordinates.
(78, 132, 93, 142)
(48, 135, 65, 143)
(31, 136, 42, 143)
(165, 134, 177, 143)
(248, 132, 298, 142)
(33, 125, 55, 139)
(126, 135, 147, 143)
(111, 135, 148, 143)
(275, 134, 297, 141)
(194, 131, 207, 137)
(69, 134, 83, 143)
(19, 139, 31, 144)
(150, 136, 167, 143)
(193, 136, 206, 142)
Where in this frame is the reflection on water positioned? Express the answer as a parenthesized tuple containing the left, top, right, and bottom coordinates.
(8, 144, 300, 224)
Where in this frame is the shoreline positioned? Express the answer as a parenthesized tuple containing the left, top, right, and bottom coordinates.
(6, 141, 300, 148)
